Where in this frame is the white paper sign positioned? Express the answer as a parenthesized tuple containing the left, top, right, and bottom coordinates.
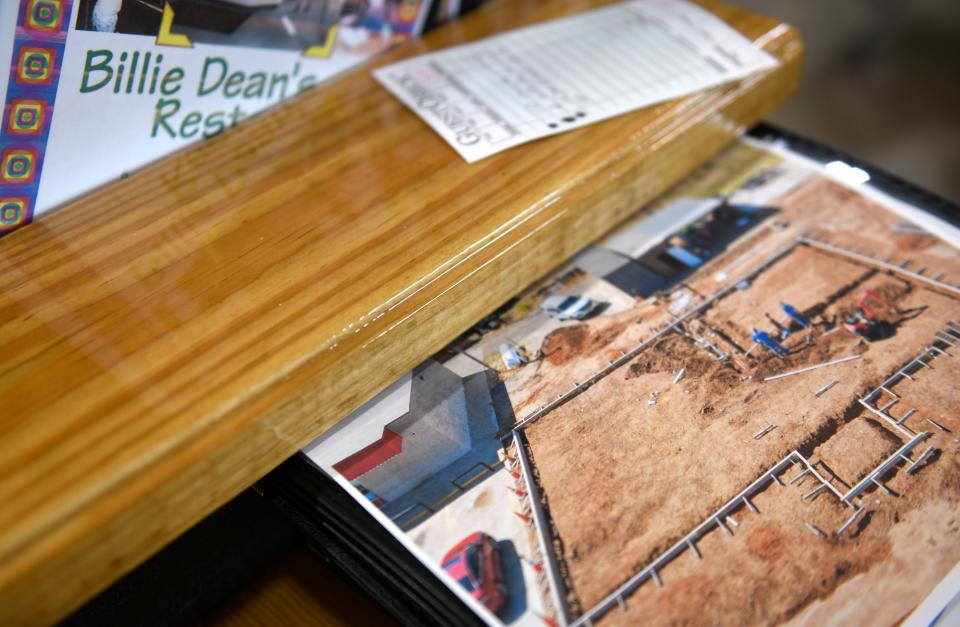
(374, 0, 778, 162)
(0, 0, 431, 234)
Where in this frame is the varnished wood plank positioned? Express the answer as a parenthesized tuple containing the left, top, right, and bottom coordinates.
(0, 1, 802, 623)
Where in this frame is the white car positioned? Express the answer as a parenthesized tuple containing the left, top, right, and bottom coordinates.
(540, 294, 597, 321)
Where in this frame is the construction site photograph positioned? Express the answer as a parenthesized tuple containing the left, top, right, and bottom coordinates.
(304, 134, 960, 627)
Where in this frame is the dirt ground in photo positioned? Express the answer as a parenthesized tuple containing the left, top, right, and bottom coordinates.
(513, 175, 960, 623)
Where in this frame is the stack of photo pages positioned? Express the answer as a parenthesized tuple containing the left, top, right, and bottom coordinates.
(262, 125, 960, 627)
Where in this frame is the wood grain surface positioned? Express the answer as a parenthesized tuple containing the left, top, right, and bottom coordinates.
(0, 1, 802, 623)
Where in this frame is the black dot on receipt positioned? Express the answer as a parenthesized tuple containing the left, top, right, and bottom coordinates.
(576, 111, 586, 117)
(549, 123, 558, 128)
(563, 116, 575, 123)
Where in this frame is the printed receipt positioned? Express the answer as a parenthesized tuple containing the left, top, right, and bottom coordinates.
(373, 0, 778, 162)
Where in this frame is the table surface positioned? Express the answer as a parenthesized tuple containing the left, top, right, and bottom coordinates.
(0, 1, 802, 623)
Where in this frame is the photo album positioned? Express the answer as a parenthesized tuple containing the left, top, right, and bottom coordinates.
(285, 128, 960, 626)
(4, 2, 957, 625)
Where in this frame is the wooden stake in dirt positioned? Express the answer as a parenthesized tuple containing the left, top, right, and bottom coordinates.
(673, 367, 686, 385)
(815, 380, 839, 397)
(908, 446, 934, 474)
(879, 385, 899, 398)
(838, 506, 866, 535)
(753, 424, 776, 440)
(716, 517, 733, 536)
(871, 478, 894, 495)
(764, 354, 860, 382)
(896, 409, 917, 425)
(651, 569, 663, 588)
(789, 469, 811, 485)
(805, 523, 827, 539)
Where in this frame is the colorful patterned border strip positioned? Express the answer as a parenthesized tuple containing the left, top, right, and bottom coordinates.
(1, 0, 72, 235)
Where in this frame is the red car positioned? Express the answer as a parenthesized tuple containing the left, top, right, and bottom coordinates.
(441, 532, 507, 615)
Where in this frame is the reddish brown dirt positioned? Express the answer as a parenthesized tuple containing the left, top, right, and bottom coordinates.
(527, 283, 960, 611)
(541, 318, 632, 367)
(781, 179, 959, 287)
(744, 317, 863, 383)
(604, 387, 960, 627)
(813, 416, 903, 487)
(542, 326, 588, 366)
(518, 175, 960, 623)
(530, 283, 960, 613)
(824, 276, 915, 327)
(508, 305, 662, 416)
(745, 520, 789, 562)
(703, 245, 873, 344)
(625, 335, 723, 381)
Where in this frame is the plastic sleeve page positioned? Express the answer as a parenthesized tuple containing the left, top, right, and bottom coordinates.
(373, 0, 778, 162)
(300, 134, 960, 626)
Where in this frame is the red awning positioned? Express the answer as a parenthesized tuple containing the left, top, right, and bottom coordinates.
(333, 428, 403, 480)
